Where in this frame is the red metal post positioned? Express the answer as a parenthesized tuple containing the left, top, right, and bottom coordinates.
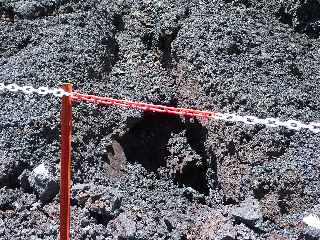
(59, 84, 72, 240)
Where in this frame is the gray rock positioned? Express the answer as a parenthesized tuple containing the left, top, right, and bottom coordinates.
(0, 187, 17, 210)
(14, 0, 68, 19)
(303, 211, 320, 238)
(28, 163, 59, 203)
(183, 186, 206, 203)
(71, 183, 91, 205)
(15, 1, 43, 19)
(304, 226, 320, 239)
(232, 197, 263, 226)
(0, 187, 36, 212)
(109, 212, 137, 239)
(1, 0, 320, 239)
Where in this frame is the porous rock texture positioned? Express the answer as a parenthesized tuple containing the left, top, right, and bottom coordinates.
(0, 0, 320, 239)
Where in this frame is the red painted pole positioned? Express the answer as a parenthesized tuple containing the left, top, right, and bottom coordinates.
(59, 84, 72, 240)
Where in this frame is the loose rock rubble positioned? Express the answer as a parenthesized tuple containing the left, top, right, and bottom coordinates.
(0, 0, 320, 239)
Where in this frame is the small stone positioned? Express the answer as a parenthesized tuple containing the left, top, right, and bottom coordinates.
(77, 192, 90, 207)
(183, 187, 196, 201)
(232, 197, 263, 227)
(303, 214, 320, 229)
(15, 1, 43, 19)
(34, 164, 49, 176)
(303, 214, 320, 238)
(30, 201, 41, 211)
(28, 163, 59, 203)
(183, 187, 205, 203)
(71, 183, 91, 204)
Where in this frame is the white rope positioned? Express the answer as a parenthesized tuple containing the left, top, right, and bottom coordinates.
(212, 112, 320, 133)
(0, 82, 70, 97)
(1, 82, 319, 133)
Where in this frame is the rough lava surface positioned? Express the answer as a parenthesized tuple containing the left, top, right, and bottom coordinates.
(0, 0, 320, 239)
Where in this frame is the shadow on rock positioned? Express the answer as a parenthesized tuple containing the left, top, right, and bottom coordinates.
(118, 112, 211, 195)
(277, 0, 320, 38)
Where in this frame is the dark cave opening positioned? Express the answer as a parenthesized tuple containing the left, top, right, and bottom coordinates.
(119, 113, 183, 171)
(118, 112, 211, 194)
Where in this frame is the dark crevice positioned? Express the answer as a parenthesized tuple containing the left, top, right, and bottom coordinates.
(33, 127, 59, 146)
(118, 113, 210, 194)
(266, 131, 293, 160)
(141, 32, 155, 50)
(112, 13, 125, 32)
(220, 237, 235, 240)
(185, 121, 208, 158)
(58, 4, 74, 14)
(90, 210, 114, 227)
(226, 43, 242, 55)
(176, 6, 191, 20)
(27, 121, 59, 153)
(175, 160, 209, 195)
(278, 192, 290, 215)
(119, 113, 183, 172)
(277, 5, 293, 26)
(17, 35, 32, 50)
(0, 161, 28, 189)
(302, 235, 319, 240)
(184, 7, 190, 18)
(158, 27, 180, 69)
(266, 146, 288, 159)
(277, 0, 320, 38)
(176, 119, 210, 195)
(39, 207, 55, 220)
(223, 197, 238, 205)
(100, 36, 119, 73)
(207, 148, 220, 190)
(289, 63, 303, 78)
(0, 204, 15, 211)
(227, 141, 236, 156)
(239, 132, 253, 145)
(0, 3, 15, 23)
(239, 0, 252, 8)
(253, 182, 271, 200)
